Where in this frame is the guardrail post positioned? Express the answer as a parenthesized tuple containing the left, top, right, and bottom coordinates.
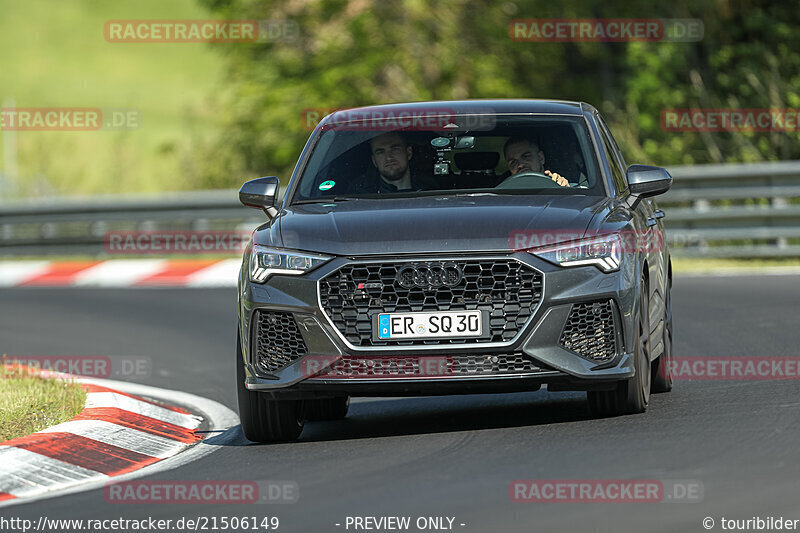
(139, 220, 156, 232)
(91, 220, 108, 238)
(193, 218, 211, 231)
(771, 196, 789, 249)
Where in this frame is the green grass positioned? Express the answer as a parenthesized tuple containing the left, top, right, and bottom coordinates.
(0, 0, 226, 198)
(0, 364, 87, 442)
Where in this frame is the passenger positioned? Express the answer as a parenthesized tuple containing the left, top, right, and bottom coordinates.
(349, 132, 432, 193)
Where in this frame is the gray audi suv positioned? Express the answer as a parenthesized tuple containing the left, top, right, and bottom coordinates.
(236, 100, 674, 442)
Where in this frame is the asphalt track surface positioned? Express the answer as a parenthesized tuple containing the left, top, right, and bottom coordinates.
(3, 274, 800, 532)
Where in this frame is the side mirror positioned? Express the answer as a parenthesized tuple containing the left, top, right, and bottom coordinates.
(239, 176, 280, 219)
(626, 165, 671, 208)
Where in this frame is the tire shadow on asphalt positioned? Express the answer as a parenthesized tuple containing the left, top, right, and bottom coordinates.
(297, 390, 591, 442)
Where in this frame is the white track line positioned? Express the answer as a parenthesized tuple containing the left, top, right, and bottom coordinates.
(0, 378, 240, 509)
(39, 420, 185, 459)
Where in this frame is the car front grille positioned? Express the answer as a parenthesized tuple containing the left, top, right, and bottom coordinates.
(319, 259, 543, 347)
(558, 300, 617, 361)
(253, 310, 308, 372)
(306, 353, 553, 379)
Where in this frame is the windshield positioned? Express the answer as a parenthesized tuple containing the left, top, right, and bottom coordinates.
(290, 114, 604, 202)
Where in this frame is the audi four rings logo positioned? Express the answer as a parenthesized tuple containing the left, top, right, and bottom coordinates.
(396, 263, 463, 289)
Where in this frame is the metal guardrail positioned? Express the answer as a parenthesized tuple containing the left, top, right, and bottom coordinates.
(1, 161, 799, 258)
(660, 161, 800, 257)
(0, 189, 264, 256)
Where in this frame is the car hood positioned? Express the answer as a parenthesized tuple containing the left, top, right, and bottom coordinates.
(269, 195, 610, 255)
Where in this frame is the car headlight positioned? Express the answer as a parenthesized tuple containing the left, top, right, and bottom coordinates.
(249, 245, 332, 283)
(530, 233, 622, 272)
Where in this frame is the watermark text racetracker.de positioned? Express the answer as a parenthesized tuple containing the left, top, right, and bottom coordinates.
(301, 355, 458, 379)
(0, 108, 141, 131)
(670, 356, 800, 381)
(508, 229, 666, 253)
(2, 355, 151, 379)
(661, 108, 800, 132)
(509, 18, 703, 42)
(104, 479, 298, 504)
(510, 479, 703, 503)
(104, 230, 251, 255)
(301, 107, 497, 132)
(104, 19, 298, 43)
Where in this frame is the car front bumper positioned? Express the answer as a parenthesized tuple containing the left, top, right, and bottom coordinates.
(238, 251, 639, 398)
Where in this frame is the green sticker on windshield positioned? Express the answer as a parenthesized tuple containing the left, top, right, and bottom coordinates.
(319, 180, 335, 191)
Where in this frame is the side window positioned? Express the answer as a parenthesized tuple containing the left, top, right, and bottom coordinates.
(596, 117, 628, 195)
(599, 117, 627, 167)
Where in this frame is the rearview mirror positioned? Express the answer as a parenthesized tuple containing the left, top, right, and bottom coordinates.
(626, 165, 671, 207)
(239, 176, 280, 218)
(454, 136, 475, 149)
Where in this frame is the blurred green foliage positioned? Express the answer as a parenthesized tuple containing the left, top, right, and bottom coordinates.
(0, 0, 227, 198)
(2, 0, 797, 196)
(194, 0, 800, 189)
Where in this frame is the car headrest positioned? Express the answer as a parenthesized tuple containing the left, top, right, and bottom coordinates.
(454, 152, 500, 172)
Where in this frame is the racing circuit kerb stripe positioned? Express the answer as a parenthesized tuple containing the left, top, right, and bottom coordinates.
(72, 408, 201, 443)
(82, 384, 192, 414)
(1, 433, 161, 476)
(39, 420, 189, 459)
(0, 381, 202, 501)
(0, 259, 240, 287)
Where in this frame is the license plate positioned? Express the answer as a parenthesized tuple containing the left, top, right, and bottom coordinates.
(377, 311, 482, 340)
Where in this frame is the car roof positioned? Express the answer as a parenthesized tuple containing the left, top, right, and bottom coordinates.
(324, 99, 590, 121)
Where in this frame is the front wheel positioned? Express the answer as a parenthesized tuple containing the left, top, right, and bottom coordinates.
(236, 332, 304, 442)
(587, 277, 651, 416)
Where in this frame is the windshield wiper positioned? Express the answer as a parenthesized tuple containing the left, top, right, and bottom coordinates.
(448, 191, 501, 197)
(292, 196, 358, 205)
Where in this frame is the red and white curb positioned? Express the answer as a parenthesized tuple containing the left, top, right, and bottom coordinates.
(0, 259, 241, 288)
(0, 376, 239, 508)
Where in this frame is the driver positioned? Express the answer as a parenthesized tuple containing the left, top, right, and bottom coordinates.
(503, 137, 570, 187)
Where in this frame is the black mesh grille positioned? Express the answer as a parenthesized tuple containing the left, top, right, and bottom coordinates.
(253, 311, 308, 372)
(308, 353, 551, 379)
(559, 301, 617, 361)
(319, 259, 543, 346)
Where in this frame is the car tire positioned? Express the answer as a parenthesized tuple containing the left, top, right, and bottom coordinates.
(651, 276, 673, 393)
(236, 332, 304, 443)
(305, 396, 350, 421)
(587, 277, 651, 416)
